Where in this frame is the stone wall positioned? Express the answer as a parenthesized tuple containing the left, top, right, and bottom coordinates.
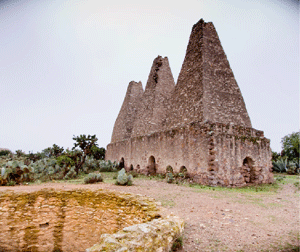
(106, 121, 273, 186)
(0, 189, 163, 252)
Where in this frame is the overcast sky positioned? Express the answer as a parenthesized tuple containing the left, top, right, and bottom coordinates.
(1, 0, 299, 154)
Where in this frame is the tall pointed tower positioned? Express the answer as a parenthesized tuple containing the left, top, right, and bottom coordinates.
(131, 56, 175, 137)
(166, 19, 251, 128)
(110, 81, 143, 143)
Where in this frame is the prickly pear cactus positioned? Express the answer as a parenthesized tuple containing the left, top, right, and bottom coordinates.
(116, 168, 133, 186)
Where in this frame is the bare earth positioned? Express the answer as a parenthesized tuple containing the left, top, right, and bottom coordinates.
(0, 179, 299, 252)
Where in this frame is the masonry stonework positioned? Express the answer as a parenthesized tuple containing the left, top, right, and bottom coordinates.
(106, 19, 273, 186)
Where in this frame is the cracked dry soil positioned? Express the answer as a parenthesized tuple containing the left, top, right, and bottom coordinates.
(0, 179, 299, 252)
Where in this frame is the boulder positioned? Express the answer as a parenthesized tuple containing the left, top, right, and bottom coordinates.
(86, 215, 184, 252)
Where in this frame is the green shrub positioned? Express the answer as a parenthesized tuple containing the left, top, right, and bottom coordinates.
(57, 155, 75, 168)
(128, 170, 139, 178)
(171, 236, 183, 251)
(0, 159, 33, 185)
(84, 173, 103, 184)
(64, 166, 77, 180)
(166, 172, 174, 183)
(287, 161, 300, 175)
(272, 157, 288, 173)
(7, 180, 16, 186)
(0, 150, 11, 156)
(116, 168, 133, 186)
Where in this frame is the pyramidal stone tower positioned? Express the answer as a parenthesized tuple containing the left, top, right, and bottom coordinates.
(111, 81, 143, 143)
(131, 56, 175, 137)
(166, 19, 251, 128)
(106, 19, 273, 187)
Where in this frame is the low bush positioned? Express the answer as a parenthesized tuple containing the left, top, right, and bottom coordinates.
(84, 173, 103, 184)
(116, 168, 133, 186)
(166, 172, 174, 183)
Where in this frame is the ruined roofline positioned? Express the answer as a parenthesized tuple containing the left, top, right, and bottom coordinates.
(131, 55, 175, 138)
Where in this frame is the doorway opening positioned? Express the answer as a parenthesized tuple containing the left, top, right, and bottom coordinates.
(242, 157, 255, 183)
(147, 156, 156, 175)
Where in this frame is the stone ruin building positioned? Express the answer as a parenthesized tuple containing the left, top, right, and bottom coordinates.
(106, 19, 274, 186)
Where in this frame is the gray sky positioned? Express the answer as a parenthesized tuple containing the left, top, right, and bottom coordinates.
(1, 0, 299, 154)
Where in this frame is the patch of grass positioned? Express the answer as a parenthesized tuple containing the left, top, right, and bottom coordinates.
(274, 174, 300, 185)
(171, 236, 183, 251)
(101, 172, 118, 184)
(187, 182, 280, 195)
(186, 174, 300, 195)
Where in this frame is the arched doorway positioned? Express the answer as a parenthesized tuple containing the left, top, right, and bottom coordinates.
(136, 164, 140, 172)
(179, 166, 187, 174)
(242, 157, 254, 183)
(166, 165, 173, 173)
(179, 166, 188, 178)
(147, 156, 156, 175)
(119, 157, 125, 169)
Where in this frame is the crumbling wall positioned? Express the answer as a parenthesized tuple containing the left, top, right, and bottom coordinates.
(107, 122, 273, 186)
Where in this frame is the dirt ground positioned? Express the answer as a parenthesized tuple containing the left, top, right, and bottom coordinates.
(0, 178, 299, 252)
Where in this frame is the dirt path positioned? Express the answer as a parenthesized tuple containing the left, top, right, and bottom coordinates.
(0, 180, 299, 252)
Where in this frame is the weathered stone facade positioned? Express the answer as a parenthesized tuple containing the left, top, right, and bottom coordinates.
(106, 19, 273, 186)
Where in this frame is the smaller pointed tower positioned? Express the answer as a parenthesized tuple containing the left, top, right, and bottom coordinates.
(131, 56, 175, 137)
(111, 81, 143, 143)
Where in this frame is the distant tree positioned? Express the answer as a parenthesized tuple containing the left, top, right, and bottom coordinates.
(41, 147, 52, 158)
(41, 144, 64, 158)
(0, 149, 11, 156)
(15, 150, 26, 157)
(50, 144, 64, 157)
(281, 132, 300, 162)
(272, 151, 281, 162)
(72, 134, 98, 174)
(91, 146, 105, 160)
